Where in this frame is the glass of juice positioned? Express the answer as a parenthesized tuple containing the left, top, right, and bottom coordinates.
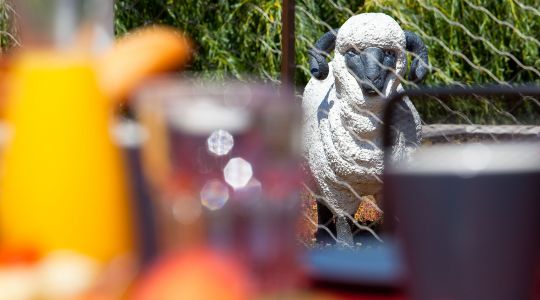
(0, 1, 135, 298)
(1, 0, 134, 258)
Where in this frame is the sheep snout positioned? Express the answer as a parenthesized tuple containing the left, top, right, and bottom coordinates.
(344, 47, 397, 96)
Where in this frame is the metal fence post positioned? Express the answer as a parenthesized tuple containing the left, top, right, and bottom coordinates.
(281, 0, 295, 88)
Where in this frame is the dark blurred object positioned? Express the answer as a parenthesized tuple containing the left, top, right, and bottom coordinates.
(135, 80, 303, 294)
(382, 85, 540, 231)
(383, 86, 540, 300)
(122, 139, 158, 264)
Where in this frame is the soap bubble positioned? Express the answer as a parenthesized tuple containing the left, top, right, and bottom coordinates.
(207, 130, 234, 156)
(224, 157, 253, 189)
(200, 180, 230, 210)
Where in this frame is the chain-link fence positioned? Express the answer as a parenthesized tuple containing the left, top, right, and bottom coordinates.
(2, 1, 539, 86)
(301, 89, 540, 247)
(292, 0, 540, 247)
(379, 86, 540, 235)
(1, 0, 539, 247)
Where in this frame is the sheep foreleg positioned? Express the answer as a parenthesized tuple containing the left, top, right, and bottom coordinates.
(336, 215, 354, 246)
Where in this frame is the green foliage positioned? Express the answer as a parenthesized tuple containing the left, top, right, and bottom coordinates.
(362, 0, 540, 124)
(1, 0, 538, 123)
(0, 0, 11, 49)
(114, 0, 539, 124)
(115, 0, 281, 81)
(364, 0, 540, 86)
(114, 0, 366, 85)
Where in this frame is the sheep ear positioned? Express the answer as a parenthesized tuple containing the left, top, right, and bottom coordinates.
(404, 31, 429, 83)
(308, 29, 339, 80)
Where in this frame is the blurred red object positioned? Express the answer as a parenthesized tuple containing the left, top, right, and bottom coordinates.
(0, 247, 41, 266)
(130, 248, 253, 300)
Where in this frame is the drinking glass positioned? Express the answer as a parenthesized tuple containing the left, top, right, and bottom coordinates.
(382, 87, 540, 300)
(14, 0, 114, 52)
(386, 143, 540, 300)
(135, 79, 303, 293)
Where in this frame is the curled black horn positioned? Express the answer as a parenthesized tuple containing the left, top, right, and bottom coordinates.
(404, 31, 429, 83)
(308, 29, 339, 80)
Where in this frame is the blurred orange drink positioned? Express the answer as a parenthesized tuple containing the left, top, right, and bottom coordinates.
(0, 25, 190, 262)
(0, 51, 134, 261)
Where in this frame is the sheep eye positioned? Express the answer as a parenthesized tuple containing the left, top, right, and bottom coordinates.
(347, 47, 362, 55)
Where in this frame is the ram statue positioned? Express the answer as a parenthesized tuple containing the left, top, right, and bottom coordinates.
(303, 13, 429, 245)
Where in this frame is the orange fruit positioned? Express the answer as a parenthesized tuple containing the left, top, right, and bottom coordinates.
(97, 26, 191, 102)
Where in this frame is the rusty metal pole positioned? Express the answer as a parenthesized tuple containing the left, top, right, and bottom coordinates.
(281, 0, 295, 90)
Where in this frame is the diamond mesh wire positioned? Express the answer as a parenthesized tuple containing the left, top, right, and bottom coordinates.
(294, 0, 540, 247)
(2, 0, 539, 247)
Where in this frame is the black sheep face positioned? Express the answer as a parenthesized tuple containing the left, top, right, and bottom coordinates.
(307, 28, 429, 94)
(344, 47, 397, 96)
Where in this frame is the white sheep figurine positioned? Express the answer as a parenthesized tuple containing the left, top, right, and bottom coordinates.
(302, 13, 429, 245)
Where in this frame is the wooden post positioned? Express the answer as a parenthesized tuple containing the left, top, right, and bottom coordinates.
(281, 0, 295, 88)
